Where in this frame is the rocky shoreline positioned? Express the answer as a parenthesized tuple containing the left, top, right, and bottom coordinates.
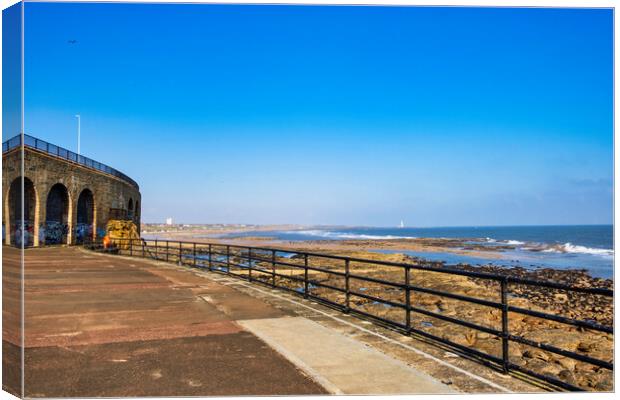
(242, 248, 614, 392)
(407, 258, 614, 327)
(143, 230, 614, 392)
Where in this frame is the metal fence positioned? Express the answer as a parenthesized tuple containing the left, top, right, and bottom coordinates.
(85, 238, 613, 392)
(2, 134, 139, 189)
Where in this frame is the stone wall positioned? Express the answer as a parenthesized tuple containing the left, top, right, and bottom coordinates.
(2, 147, 141, 246)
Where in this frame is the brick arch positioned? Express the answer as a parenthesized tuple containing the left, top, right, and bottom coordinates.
(134, 200, 140, 223)
(4, 176, 40, 247)
(44, 182, 72, 245)
(75, 187, 97, 244)
(128, 198, 134, 219)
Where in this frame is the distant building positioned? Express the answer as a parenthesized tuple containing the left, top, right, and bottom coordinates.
(166, 217, 173, 225)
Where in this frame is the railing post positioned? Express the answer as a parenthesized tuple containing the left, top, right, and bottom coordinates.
(248, 247, 253, 281)
(208, 244, 213, 271)
(142, 240, 145, 258)
(272, 250, 276, 287)
(193, 243, 197, 268)
(405, 265, 411, 333)
(345, 259, 350, 313)
(179, 241, 182, 265)
(155, 239, 158, 260)
(166, 241, 169, 262)
(304, 254, 309, 299)
(130, 239, 133, 257)
(501, 277, 510, 373)
(226, 245, 231, 273)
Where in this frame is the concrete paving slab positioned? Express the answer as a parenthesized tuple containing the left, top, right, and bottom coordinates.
(3, 246, 327, 397)
(238, 316, 457, 395)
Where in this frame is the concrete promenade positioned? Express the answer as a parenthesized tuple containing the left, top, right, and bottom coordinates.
(3, 246, 537, 397)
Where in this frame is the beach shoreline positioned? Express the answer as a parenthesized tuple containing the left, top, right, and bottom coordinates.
(141, 224, 613, 278)
(142, 226, 511, 256)
(138, 225, 613, 390)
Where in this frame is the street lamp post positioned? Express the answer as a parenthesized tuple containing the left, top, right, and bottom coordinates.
(75, 114, 81, 155)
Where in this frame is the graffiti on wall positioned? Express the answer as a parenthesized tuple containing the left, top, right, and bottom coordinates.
(74, 223, 93, 244)
(12, 220, 35, 247)
(44, 221, 68, 244)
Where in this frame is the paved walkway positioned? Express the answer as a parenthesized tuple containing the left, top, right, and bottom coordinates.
(3, 246, 535, 397)
(4, 246, 325, 397)
(239, 317, 455, 394)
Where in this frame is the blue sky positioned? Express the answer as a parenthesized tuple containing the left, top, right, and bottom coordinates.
(12, 3, 614, 226)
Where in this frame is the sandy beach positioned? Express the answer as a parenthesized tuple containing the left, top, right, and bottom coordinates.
(142, 226, 509, 260)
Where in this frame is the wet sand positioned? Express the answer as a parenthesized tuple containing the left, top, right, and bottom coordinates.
(143, 228, 510, 261)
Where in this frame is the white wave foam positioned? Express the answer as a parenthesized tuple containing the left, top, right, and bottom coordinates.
(485, 238, 524, 245)
(541, 242, 614, 256)
(284, 230, 416, 240)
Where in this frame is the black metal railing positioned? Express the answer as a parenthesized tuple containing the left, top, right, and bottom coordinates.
(2, 134, 139, 189)
(85, 238, 613, 392)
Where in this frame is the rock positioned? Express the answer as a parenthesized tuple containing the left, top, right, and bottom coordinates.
(558, 369, 577, 386)
(594, 372, 613, 391)
(508, 344, 523, 358)
(540, 363, 562, 376)
(575, 363, 598, 373)
(576, 371, 598, 388)
(557, 357, 577, 371)
(523, 349, 550, 362)
(525, 358, 551, 372)
(577, 341, 596, 353)
(476, 332, 492, 340)
(442, 333, 476, 347)
(522, 329, 581, 352)
(464, 332, 477, 346)
(107, 219, 140, 249)
(522, 316, 541, 326)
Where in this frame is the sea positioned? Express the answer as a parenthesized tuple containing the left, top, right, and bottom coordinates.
(211, 225, 614, 279)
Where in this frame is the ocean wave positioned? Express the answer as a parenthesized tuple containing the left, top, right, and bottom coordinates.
(284, 230, 416, 240)
(478, 237, 612, 257)
(485, 238, 524, 245)
(539, 242, 614, 256)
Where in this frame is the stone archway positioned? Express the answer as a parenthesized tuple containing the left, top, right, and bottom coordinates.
(45, 183, 70, 244)
(6, 177, 37, 247)
(75, 188, 95, 244)
(128, 198, 134, 220)
(134, 200, 140, 223)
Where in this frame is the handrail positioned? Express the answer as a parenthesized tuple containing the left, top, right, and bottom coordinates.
(2, 134, 139, 189)
(84, 237, 614, 392)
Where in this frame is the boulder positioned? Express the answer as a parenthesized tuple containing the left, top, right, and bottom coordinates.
(106, 220, 140, 249)
(558, 369, 578, 386)
(523, 348, 550, 362)
(577, 341, 597, 353)
(556, 357, 577, 371)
